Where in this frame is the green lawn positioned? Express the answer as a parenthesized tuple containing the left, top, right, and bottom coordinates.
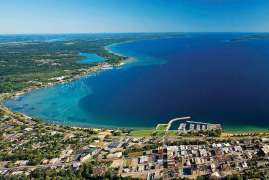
(166, 130, 178, 136)
(130, 124, 170, 137)
(156, 124, 168, 131)
(129, 129, 155, 137)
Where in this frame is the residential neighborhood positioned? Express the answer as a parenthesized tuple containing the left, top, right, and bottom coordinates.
(1, 106, 269, 179)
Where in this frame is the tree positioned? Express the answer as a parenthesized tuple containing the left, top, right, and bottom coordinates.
(80, 163, 93, 178)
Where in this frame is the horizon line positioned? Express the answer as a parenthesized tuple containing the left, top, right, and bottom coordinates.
(1, 31, 269, 35)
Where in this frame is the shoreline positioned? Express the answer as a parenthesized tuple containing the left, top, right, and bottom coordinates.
(1, 38, 269, 133)
(1, 37, 162, 110)
(0, 39, 141, 131)
(0, 40, 135, 102)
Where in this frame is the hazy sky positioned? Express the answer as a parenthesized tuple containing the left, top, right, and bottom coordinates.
(1, 0, 269, 34)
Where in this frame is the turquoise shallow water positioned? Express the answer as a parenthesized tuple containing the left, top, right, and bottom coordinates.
(78, 53, 106, 64)
(4, 33, 269, 130)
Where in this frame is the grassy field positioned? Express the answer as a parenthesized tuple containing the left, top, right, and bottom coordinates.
(166, 130, 178, 136)
(129, 129, 155, 137)
(129, 128, 178, 137)
(130, 124, 170, 137)
(156, 123, 168, 131)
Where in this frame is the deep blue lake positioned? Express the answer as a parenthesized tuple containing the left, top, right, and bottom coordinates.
(5, 33, 269, 130)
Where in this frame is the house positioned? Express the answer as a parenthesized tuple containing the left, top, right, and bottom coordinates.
(77, 146, 98, 162)
(241, 161, 248, 168)
(0, 169, 8, 175)
(210, 163, 216, 172)
(139, 156, 148, 164)
(72, 161, 81, 171)
(14, 160, 29, 166)
(49, 158, 60, 164)
(111, 159, 123, 168)
(107, 152, 123, 159)
(260, 145, 269, 156)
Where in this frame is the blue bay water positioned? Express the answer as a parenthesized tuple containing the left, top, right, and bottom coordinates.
(5, 33, 269, 130)
(78, 52, 105, 64)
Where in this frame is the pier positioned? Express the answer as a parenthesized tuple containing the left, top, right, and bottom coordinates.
(166, 116, 191, 131)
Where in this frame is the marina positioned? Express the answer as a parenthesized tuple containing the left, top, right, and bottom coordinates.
(167, 116, 221, 132)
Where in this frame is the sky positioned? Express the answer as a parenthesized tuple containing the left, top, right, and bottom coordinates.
(0, 0, 269, 34)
